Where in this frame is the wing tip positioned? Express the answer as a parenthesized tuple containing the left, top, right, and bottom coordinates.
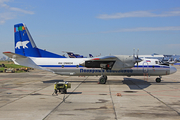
(3, 51, 12, 53)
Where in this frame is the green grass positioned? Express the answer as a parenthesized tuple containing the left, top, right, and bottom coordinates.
(4, 64, 26, 68)
(0, 61, 29, 73)
(0, 61, 14, 64)
(0, 67, 4, 71)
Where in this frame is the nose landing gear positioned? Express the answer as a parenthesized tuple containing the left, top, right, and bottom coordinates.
(156, 76, 162, 83)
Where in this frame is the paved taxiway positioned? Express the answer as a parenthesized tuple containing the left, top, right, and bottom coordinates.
(0, 66, 180, 120)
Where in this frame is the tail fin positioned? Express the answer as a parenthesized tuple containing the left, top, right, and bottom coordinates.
(14, 23, 66, 58)
(14, 23, 40, 57)
(66, 52, 84, 58)
(67, 52, 76, 58)
(89, 54, 93, 58)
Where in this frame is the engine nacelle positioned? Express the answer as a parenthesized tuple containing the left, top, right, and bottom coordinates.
(111, 55, 135, 70)
(79, 55, 142, 70)
(82, 61, 115, 70)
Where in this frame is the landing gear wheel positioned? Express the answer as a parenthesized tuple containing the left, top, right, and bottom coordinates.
(98, 75, 107, 84)
(64, 89, 67, 94)
(60, 89, 67, 94)
(104, 76, 107, 81)
(156, 78, 161, 83)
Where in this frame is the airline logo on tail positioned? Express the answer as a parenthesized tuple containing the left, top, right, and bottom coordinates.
(14, 26, 25, 32)
(15, 41, 30, 49)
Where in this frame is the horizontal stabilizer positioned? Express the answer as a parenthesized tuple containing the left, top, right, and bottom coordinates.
(3, 52, 27, 58)
(38, 48, 66, 58)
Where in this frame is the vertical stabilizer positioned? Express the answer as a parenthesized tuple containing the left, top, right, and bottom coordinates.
(14, 23, 66, 58)
(14, 23, 41, 57)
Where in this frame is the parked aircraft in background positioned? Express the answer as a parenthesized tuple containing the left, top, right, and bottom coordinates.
(139, 54, 178, 65)
(64, 51, 84, 58)
(89, 54, 93, 58)
(3, 23, 177, 84)
(162, 58, 177, 64)
(139, 54, 164, 60)
(63, 51, 93, 58)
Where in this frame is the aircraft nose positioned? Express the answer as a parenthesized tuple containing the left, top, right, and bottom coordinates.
(170, 66, 177, 74)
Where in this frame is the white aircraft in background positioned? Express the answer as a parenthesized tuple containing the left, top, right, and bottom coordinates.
(3, 23, 177, 84)
(162, 58, 177, 64)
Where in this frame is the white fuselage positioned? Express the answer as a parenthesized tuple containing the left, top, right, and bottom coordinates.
(12, 57, 176, 77)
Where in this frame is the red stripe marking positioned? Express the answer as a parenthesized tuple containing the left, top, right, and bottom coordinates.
(0, 78, 11, 81)
(92, 58, 100, 60)
(3, 51, 11, 53)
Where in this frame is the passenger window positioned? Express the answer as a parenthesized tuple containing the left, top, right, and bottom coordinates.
(155, 61, 158, 64)
(62, 65, 64, 68)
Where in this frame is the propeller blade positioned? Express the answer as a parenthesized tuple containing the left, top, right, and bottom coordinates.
(133, 48, 135, 57)
(136, 49, 139, 59)
(133, 49, 142, 67)
(137, 62, 138, 67)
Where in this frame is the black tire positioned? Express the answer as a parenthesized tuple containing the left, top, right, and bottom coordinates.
(55, 89, 58, 94)
(61, 89, 67, 94)
(156, 78, 161, 83)
(104, 75, 107, 80)
(64, 89, 67, 94)
(60, 89, 64, 94)
(99, 76, 107, 84)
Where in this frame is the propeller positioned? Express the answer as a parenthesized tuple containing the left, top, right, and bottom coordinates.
(133, 49, 142, 67)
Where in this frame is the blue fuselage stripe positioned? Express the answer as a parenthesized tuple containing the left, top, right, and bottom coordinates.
(39, 65, 84, 67)
(39, 65, 169, 68)
(134, 65, 169, 68)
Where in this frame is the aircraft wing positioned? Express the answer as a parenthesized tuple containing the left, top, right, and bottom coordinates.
(90, 56, 117, 61)
(80, 55, 140, 70)
(3, 52, 27, 58)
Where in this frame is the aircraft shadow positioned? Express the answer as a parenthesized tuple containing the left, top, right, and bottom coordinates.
(42, 80, 64, 83)
(42, 78, 180, 91)
(43, 79, 98, 84)
(67, 92, 82, 94)
(66, 80, 98, 83)
(122, 78, 151, 90)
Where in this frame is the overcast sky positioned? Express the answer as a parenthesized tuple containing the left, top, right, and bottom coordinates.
(0, 0, 180, 57)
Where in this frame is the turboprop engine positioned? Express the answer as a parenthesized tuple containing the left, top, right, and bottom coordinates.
(79, 55, 142, 70)
(111, 55, 141, 70)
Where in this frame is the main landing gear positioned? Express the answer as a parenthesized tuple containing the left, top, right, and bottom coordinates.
(98, 75, 107, 84)
(156, 76, 162, 83)
(98, 68, 107, 84)
(98, 76, 162, 84)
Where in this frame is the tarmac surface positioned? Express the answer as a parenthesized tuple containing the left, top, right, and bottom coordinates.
(0, 66, 180, 120)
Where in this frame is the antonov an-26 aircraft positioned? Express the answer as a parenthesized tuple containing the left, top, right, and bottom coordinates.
(3, 23, 177, 84)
